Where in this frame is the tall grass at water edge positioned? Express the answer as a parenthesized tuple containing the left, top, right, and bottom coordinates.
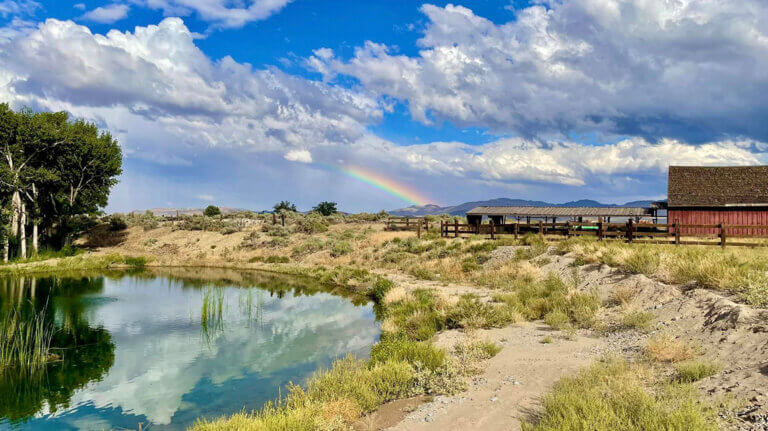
(0, 307, 54, 371)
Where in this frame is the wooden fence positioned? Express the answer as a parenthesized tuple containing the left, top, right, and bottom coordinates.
(440, 218, 768, 248)
(386, 217, 429, 233)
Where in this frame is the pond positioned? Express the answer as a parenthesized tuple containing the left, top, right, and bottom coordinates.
(0, 268, 381, 430)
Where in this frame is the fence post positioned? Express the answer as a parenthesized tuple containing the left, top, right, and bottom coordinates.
(281, 214, 285, 227)
(440, 220, 444, 237)
(454, 220, 459, 238)
(425, 219, 429, 231)
(626, 219, 633, 243)
(674, 219, 680, 246)
(514, 222, 519, 240)
(490, 219, 495, 240)
(597, 217, 603, 241)
(719, 224, 726, 249)
(417, 220, 421, 239)
(539, 220, 543, 238)
(273, 213, 277, 225)
(565, 220, 570, 238)
(406, 217, 410, 230)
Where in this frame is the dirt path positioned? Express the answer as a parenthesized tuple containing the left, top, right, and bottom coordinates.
(375, 323, 603, 431)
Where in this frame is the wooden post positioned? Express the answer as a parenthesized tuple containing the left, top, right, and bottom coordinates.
(626, 219, 633, 243)
(565, 220, 570, 238)
(539, 220, 543, 238)
(281, 214, 285, 227)
(514, 222, 519, 240)
(273, 213, 277, 225)
(490, 219, 495, 240)
(719, 224, 726, 249)
(417, 219, 421, 239)
(425, 219, 429, 231)
(406, 217, 410, 230)
(674, 219, 680, 246)
(597, 217, 603, 241)
(454, 220, 459, 238)
(440, 220, 444, 237)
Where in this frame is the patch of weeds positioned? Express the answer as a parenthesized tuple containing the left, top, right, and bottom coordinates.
(523, 358, 717, 431)
(674, 360, 721, 383)
(541, 336, 554, 344)
(544, 309, 571, 330)
(384, 289, 445, 341)
(264, 255, 290, 264)
(451, 338, 502, 376)
(144, 238, 158, 247)
(370, 337, 446, 372)
(461, 257, 483, 273)
(291, 237, 325, 257)
(446, 294, 520, 329)
(645, 333, 696, 363)
(330, 241, 353, 257)
(123, 256, 148, 268)
(368, 277, 394, 303)
(410, 265, 436, 281)
(620, 310, 655, 332)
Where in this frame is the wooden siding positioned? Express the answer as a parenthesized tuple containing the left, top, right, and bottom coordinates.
(668, 209, 768, 236)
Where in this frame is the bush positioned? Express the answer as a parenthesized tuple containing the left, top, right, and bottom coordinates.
(368, 277, 394, 302)
(313, 201, 338, 216)
(621, 310, 655, 332)
(264, 256, 290, 264)
(204, 205, 221, 217)
(544, 309, 570, 330)
(108, 214, 127, 231)
(674, 360, 721, 383)
(410, 266, 436, 280)
(446, 294, 519, 329)
(370, 337, 446, 372)
(124, 256, 148, 268)
(645, 333, 696, 363)
(330, 241, 353, 257)
(524, 358, 717, 431)
(293, 214, 329, 234)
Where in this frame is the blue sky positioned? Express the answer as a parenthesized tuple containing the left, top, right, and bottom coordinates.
(1, 0, 767, 212)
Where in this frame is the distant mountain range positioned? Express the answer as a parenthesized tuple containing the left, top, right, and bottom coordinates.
(389, 198, 658, 216)
(142, 207, 250, 217)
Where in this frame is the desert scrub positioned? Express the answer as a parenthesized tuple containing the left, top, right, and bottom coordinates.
(446, 294, 521, 329)
(523, 358, 717, 431)
(264, 256, 290, 264)
(645, 333, 697, 363)
(0, 253, 126, 276)
(620, 310, 655, 332)
(329, 240, 353, 257)
(674, 360, 721, 383)
(410, 265, 436, 281)
(370, 337, 446, 372)
(557, 239, 768, 305)
(382, 289, 446, 341)
(290, 237, 324, 257)
(123, 256, 148, 268)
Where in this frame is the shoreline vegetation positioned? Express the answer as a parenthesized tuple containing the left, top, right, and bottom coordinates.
(4, 209, 767, 429)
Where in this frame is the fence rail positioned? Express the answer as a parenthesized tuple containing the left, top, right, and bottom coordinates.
(439, 219, 768, 248)
(386, 217, 429, 234)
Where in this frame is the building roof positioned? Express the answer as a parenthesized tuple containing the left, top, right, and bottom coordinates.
(465, 206, 651, 217)
(668, 166, 768, 207)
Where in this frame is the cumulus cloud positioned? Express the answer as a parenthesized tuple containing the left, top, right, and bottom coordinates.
(0, 18, 381, 163)
(311, 1, 768, 142)
(128, 0, 293, 29)
(195, 194, 214, 201)
(80, 4, 130, 24)
(284, 149, 312, 163)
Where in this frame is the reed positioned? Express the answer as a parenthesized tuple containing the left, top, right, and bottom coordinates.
(0, 307, 54, 371)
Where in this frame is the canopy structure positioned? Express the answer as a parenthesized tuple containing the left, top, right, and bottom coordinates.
(465, 206, 652, 218)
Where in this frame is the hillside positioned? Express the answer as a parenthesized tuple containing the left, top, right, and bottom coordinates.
(389, 198, 658, 216)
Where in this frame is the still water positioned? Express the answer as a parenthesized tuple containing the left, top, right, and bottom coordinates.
(0, 268, 380, 430)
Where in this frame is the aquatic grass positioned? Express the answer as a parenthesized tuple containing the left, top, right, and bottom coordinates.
(201, 288, 225, 335)
(0, 307, 54, 371)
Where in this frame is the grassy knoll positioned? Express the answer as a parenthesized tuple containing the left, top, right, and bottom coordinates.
(0, 253, 142, 276)
(557, 238, 768, 306)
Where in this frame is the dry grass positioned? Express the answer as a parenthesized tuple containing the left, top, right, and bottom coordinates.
(645, 333, 697, 363)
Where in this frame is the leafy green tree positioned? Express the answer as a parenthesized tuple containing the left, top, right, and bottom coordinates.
(313, 201, 338, 216)
(204, 205, 221, 217)
(273, 201, 297, 212)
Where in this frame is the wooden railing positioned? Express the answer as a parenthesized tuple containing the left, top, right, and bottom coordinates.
(439, 219, 768, 248)
(386, 217, 429, 232)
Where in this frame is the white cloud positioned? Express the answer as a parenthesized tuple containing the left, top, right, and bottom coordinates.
(73, 3, 86, 11)
(0, 0, 39, 17)
(128, 0, 293, 29)
(80, 4, 130, 23)
(195, 194, 214, 201)
(0, 18, 381, 164)
(312, 1, 768, 142)
(284, 149, 312, 163)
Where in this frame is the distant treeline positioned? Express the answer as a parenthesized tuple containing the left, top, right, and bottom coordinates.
(0, 104, 122, 260)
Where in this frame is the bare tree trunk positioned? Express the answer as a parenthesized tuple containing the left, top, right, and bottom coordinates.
(32, 222, 38, 255)
(2, 236, 7, 263)
(20, 201, 26, 259)
(11, 191, 20, 237)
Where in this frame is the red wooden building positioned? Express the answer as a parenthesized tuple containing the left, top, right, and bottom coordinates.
(667, 166, 768, 235)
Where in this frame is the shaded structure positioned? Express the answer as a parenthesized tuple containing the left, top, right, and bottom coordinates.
(668, 166, 768, 235)
(465, 206, 655, 226)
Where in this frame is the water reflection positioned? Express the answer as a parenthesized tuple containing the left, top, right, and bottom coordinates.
(0, 268, 380, 430)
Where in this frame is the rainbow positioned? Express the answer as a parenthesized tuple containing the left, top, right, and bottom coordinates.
(322, 164, 433, 206)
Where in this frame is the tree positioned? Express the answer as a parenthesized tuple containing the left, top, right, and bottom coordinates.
(312, 201, 337, 216)
(204, 205, 221, 217)
(273, 201, 297, 212)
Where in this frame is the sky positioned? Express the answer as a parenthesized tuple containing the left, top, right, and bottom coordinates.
(1, 0, 767, 213)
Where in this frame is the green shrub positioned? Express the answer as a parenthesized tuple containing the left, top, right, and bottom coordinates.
(368, 277, 394, 302)
(410, 266, 436, 280)
(624, 248, 661, 274)
(108, 214, 127, 231)
(524, 358, 717, 431)
(621, 310, 655, 332)
(124, 256, 147, 268)
(330, 241, 353, 257)
(384, 289, 445, 341)
(541, 336, 554, 344)
(264, 255, 290, 264)
(291, 238, 324, 256)
(370, 337, 446, 372)
(204, 205, 221, 217)
(544, 309, 570, 330)
(674, 360, 721, 383)
(293, 214, 329, 234)
(446, 294, 518, 329)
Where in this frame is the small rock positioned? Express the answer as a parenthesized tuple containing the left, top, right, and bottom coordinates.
(490, 396, 498, 402)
